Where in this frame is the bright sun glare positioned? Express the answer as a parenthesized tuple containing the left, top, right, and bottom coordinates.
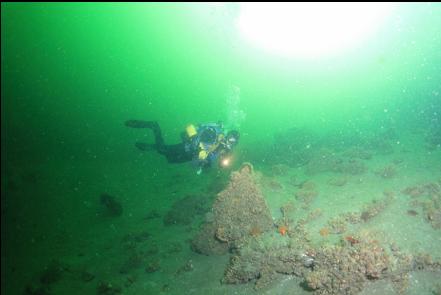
(236, 3, 396, 58)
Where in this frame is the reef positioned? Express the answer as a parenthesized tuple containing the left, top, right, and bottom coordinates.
(222, 224, 311, 288)
(191, 163, 273, 254)
(222, 231, 441, 294)
(305, 239, 396, 294)
(211, 163, 273, 247)
(190, 163, 441, 294)
(191, 222, 229, 255)
(359, 195, 394, 223)
(327, 216, 348, 234)
(404, 182, 441, 229)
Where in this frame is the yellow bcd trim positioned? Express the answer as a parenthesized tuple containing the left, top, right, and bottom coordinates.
(199, 150, 208, 160)
(186, 124, 197, 137)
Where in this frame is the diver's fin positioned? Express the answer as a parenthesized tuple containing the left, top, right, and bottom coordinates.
(125, 120, 156, 129)
(135, 142, 156, 151)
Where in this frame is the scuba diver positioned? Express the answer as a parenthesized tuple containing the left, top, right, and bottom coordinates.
(125, 120, 240, 175)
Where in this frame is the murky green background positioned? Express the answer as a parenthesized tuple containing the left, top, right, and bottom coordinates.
(2, 3, 440, 295)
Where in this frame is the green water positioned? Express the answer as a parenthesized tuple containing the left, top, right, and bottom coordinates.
(2, 3, 441, 295)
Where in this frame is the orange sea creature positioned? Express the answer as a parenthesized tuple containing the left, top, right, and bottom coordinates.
(319, 227, 330, 237)
(345, 236, 360, 246)
(278, 225, 288, 236)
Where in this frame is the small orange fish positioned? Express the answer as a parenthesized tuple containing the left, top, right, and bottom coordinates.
(278, 225, 288, 236)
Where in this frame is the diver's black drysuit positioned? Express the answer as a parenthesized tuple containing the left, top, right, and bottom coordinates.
(125, 120, 193, 163)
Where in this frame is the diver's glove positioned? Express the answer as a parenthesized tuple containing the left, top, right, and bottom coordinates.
(196, 167, 202, 175)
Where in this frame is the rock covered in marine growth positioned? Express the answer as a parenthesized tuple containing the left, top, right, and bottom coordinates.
(213, 163, 273, 245)
(191, 222, 229, 255)
(191, 163, 273, 255)
(305, 242, 392, 295)
(221, 232, 441, 294)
